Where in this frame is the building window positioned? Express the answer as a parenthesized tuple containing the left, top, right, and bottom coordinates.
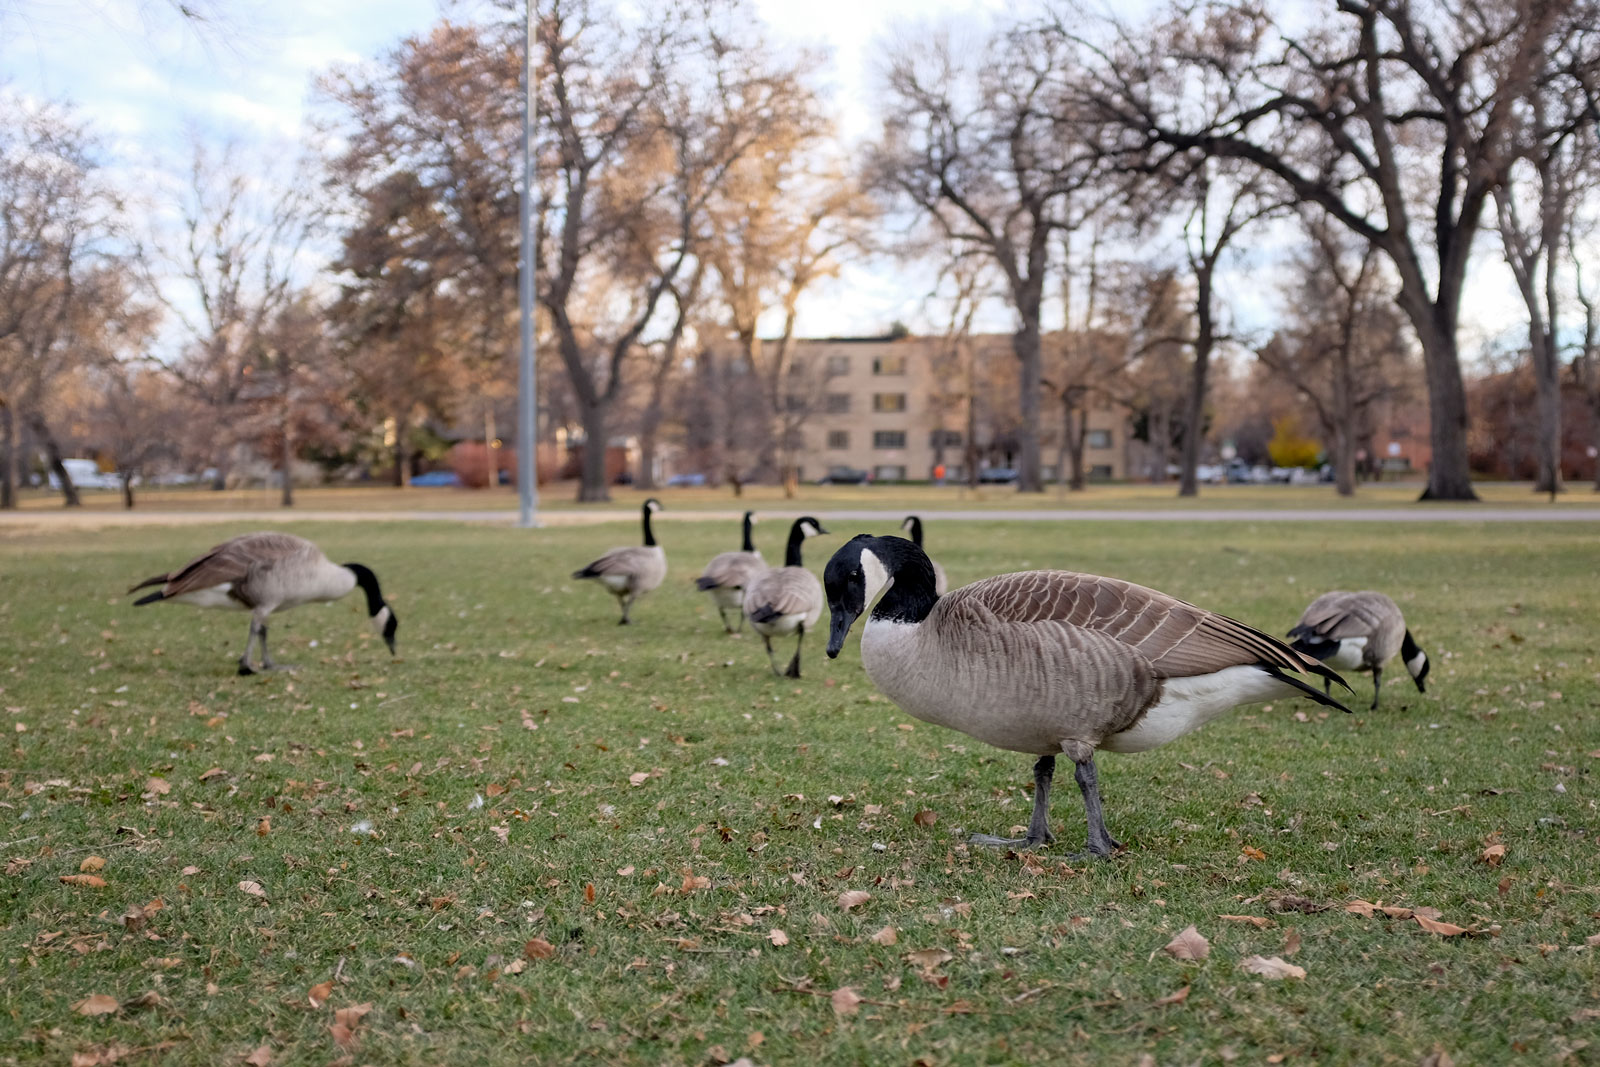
(873, 393, 907, 413)
(826, 355, 850, 376)
(930, 428, 962, 447)
(1087, 429, 1112, 449)
(874, 465, 908, 481)
(873, 430, 906, 449)
(1090, 464, 1113, 481)
(825, 393, 850, 414)
(827, 430, 850, 450)
(873, 355, 906, 376)
(784, 394, 806, 413)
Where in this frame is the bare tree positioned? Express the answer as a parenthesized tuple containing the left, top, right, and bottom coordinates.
(874, 20, 1105, 493)
(1072, 0, 1600, 500)
(1257, 213, 1416, 495)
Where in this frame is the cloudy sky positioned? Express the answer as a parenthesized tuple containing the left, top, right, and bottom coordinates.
(4, 0, 1523, 354)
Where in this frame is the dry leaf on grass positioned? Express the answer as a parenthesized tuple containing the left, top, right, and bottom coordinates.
(1283, 928, 1302, 956)
(1219, 915, 1271, 928)
(1153, 985, 1191, 1006)
(198, 767, 226, 781)
(1414, 914, 1470, 937)
(333, 1004, 372, 1027)
(767, 929, 789, 947)
(329, 1024, 357, 1050)
(1163, 925, 1210, 962)
(60, 875, 107, 889)
(1241, 845, 1266, 860)
(73, 994, 119, 1017)
(1480, 843, 1506, 867)
(79, 856, 106, 873)
(912, 809, 937, 827)
(830, 987, 862, 1018)
(119, 992, 160, 1013)
(243, 1046, 273, 1066)
(628, 772, 649, 787)
(145, 777, 170, 795)
(837, 890, 871, 911)
(307, 981, 333, 1008)
(904, 948, 954, 972)
(523, 938, 555, 960)
(1418, 1046, 1455, 1067)
(870, 926, 898, 946)
(1241, 955, 1306, 980)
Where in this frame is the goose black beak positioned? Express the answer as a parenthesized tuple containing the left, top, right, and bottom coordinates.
(826, 608, 858, 658)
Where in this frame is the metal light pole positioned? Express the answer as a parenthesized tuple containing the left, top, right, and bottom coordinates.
(516, 0, 541, 528)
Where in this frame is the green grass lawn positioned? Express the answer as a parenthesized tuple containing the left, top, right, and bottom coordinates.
(1, 517, 1597, 1065)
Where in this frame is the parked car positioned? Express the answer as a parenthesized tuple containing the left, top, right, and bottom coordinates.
(665, 472, 707, 488)
(977, 466, 1018, 484)
(410, 470, 461, 487)
(49, 458, 121, 491)
(817, 466, 869, 485)
(1224, 461, 1251, 483)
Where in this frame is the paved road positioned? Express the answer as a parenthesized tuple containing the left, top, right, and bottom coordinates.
(6, 506, 1600, 530)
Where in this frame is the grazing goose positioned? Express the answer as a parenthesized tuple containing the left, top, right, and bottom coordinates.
(696, 511, 764, 633)
(127, 532, 398, 676)
(572, 498, 667, 625)
(1288, 590, 1428, 710)
(743, 516, 829, 677)
(900, 515, 948, 594)
(823, 535, 1351, 858)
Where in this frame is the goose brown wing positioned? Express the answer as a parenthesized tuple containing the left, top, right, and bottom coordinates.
(139, 533, 312, 599)
(745, 567, 821, 616)
(940, 570, 1325, 680)
(700, 551, 763, 589)
(1295, 591, 1384, 640)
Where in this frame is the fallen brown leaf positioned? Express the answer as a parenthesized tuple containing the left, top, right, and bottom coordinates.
(198, 767, 225, 781)
(329, 1024, 357, 1050)
(1480, 843, 1506, 867)
(912, 809, 937, 827)
(60, 874, 107, 889)
(524, 938, 555, 960)
(307, 981, 333, 1008)
(1418, 1046, 1455, 1067)
(1163, 925, 1210, 962)
(73, 994, 119, 1017)
(120, 991, 160, 1013)
(905, 947, 954, 972)
(1241, 845, 1266, 861)
(1219, 914, 1271, 928)
(628, 772, 649, 787)
(1241, 955, 1306, 980)
(767, 929, 789, 947)
(243, 1045, 273, 1067)
(333, 1003, 372, 1028)
(1283, 928, 1301, 956)
(1154, 985, 1191, 1006)
(830, 986, 862, 1018)
(837, 890, 871, 911)
(1414, 914, 1469, 937)
(79, 856, 106, 873)
(1345, 899, 1376, 917)
(256, 818, 271, 837)
(145, 777, 170, 795)
(237, 880, 267, 900)
(870, 926, 898, 946)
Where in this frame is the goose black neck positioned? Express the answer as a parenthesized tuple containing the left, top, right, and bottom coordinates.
(343, 563, 386, 617)
(642, 503, 657, 547)
(905, 516, 923, 546)
(1401, 629, 1421, 661)
(740, 512, 755, 552)
(870, 536, 939, 625)
(784, 523, 807, 567)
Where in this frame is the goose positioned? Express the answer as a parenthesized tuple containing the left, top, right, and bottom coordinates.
(1288, 590, 1428, 710)
(695, 511, 764, 633)
(899, 515, 948, 594)
(572, 498, 667, 625)
(127, 531, 398, 676)
(743, 516, 829, 677)
(822, 535, 1351, 858)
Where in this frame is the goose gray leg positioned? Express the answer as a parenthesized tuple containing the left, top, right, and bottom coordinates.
(618, 593, 635, 625)
(1370, 666, 1382, 710)
(969, 755, 1058, 850)
(238, 619, 260, 675)
(718, 607, 735, 633)
(1069, 756, 1122, 859)
(257, 622, 292, 671)
(761, 635, 783, 677)
(784, 625, 805, 679)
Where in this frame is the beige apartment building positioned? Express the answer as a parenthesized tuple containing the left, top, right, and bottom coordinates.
(786, 334, 1128, 483)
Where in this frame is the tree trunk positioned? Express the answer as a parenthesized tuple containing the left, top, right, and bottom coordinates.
(1148, 409, 1169, 483)
(577, 398, 611, 502)
(0, 401, 15, 510)
(703, 350, 726, 488)
(1531, 328, 1562, 495)
(121, 471, 135, 510)
(30, 414, 80, 507)
(484, 405, 498, 493)
(1178, 265, 1215, 498)
(281, 372, 295, 508)
(1065, 393, 1088, 491)
(1014, 320, 1044, 493)
(1404, 307, 1478, 500)
(1333, 426, 1356, 497)
(390, 413, 408, 488)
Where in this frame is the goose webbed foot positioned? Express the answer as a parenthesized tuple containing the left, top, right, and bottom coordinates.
(1071, 756, 1123, 861)
(968, 830, 1055, 850)
(783, 656, 801, 678)
(237, 662, 256, 676)
(972, 754, 1059, 851)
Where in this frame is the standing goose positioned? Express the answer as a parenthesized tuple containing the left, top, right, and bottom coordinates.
(127, 532, 398, 676)
(696, 511, 764, 633)
(823, 535, 1351, 858)
(1288, 590, 1428, 710)
(743, 516, 829, 677)
(572, 498, 667, 625)
(900, 515, 948, 595)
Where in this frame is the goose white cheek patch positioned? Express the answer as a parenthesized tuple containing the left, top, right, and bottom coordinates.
(860, 548, 891, 608)
(1407, 651, 1427, 676)
(801, 521, 820, 538)
(371, 606, 392, 632)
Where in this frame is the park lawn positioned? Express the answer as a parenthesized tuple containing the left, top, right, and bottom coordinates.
(0, 517, 1596, 1066)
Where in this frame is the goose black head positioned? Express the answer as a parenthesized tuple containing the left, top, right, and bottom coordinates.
(1401, 630, 1429, 692)
(345, 563, 399, 655)
(900, 515, 924, 546)
(644, 497, 663, 514)
(824, 534, 937, 658)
